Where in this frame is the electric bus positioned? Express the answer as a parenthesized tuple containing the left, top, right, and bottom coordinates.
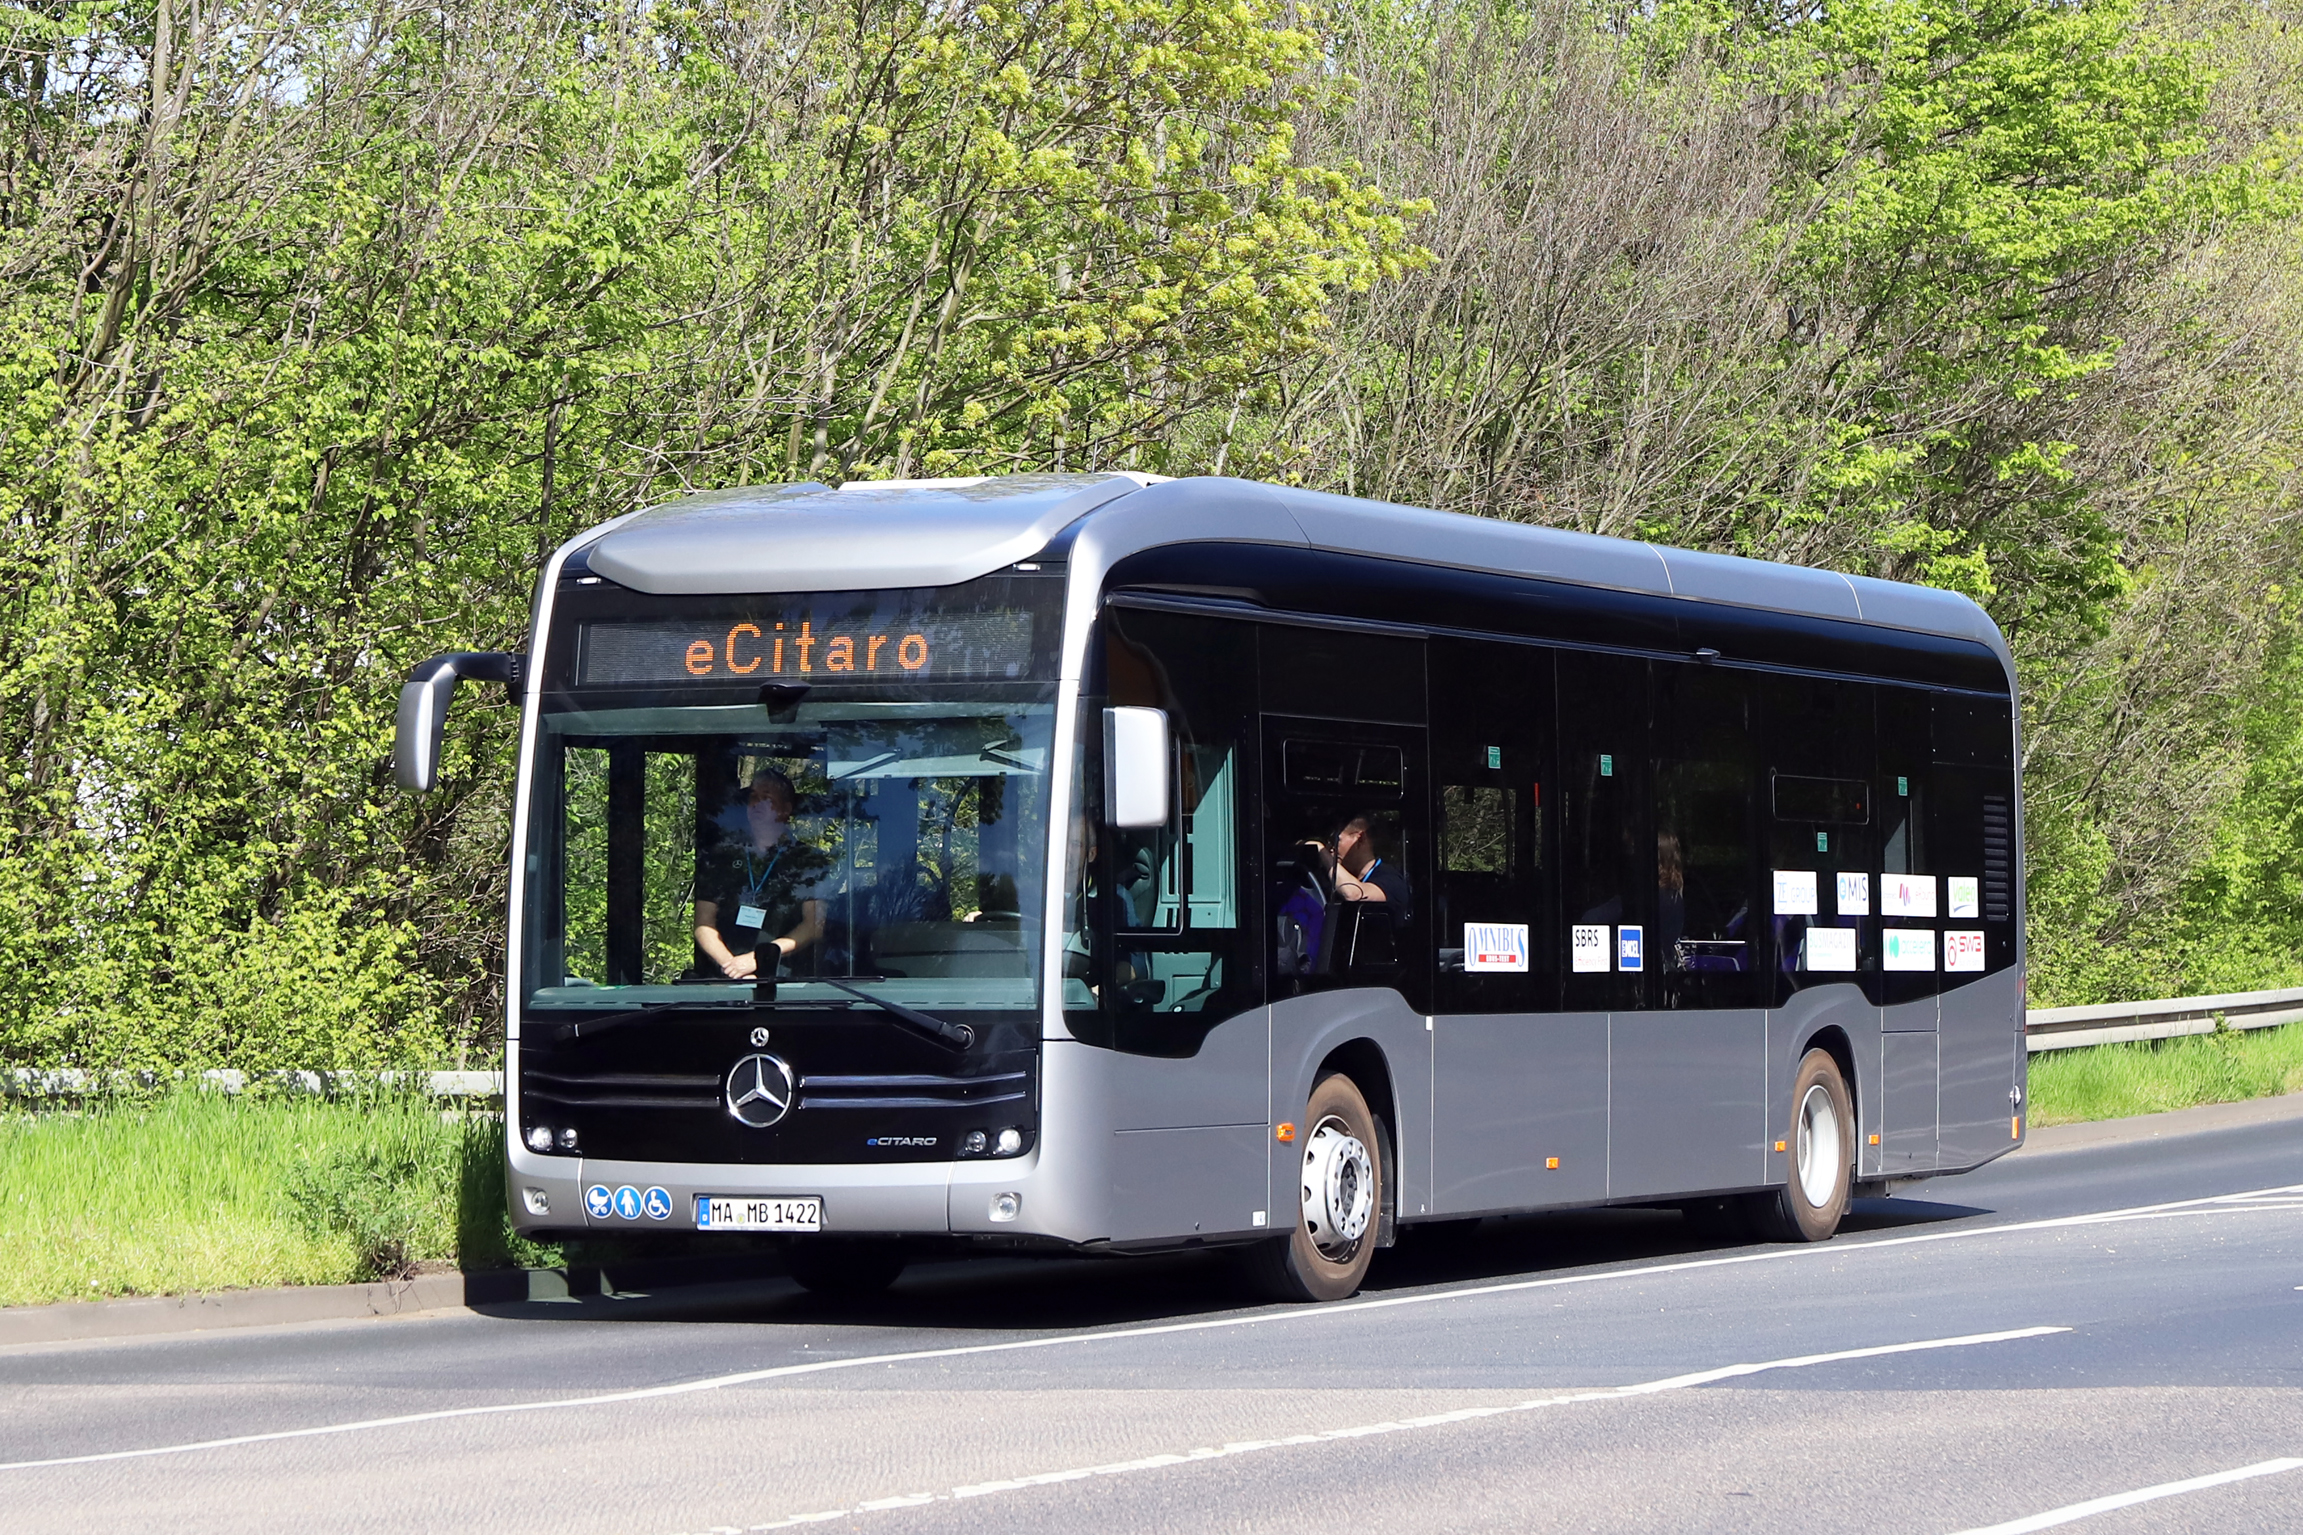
(395, 473, 2024, 1301)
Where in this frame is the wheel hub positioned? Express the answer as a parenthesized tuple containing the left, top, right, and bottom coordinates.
(1796, 1082, 1842, 1208)
(1299, 1115, 1374, 1257)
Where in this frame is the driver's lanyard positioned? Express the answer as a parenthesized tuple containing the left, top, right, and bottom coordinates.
(742, 845, 784, 902)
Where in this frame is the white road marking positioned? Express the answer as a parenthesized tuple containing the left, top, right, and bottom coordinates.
(1947, 1456, 2303, 1533)
(691, 1326, 2070, 1533)
(1, 1182, 2292, 1475)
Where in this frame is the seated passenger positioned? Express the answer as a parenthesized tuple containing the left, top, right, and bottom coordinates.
(1318, 811, 1411, 922)
(694, 770, 828, 980)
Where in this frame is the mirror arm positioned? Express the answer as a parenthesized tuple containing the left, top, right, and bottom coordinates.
(394, 650, 525, 793)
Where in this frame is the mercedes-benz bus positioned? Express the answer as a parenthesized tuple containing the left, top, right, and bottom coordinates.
(396, 473, 2024, 1302)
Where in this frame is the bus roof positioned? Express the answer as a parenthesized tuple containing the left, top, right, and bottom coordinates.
(575, 473, 2010, 670)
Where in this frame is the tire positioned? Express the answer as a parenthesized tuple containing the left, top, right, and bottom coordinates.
(785, 1239, 908, 1297)
(1246, 1073, 1384, 1302)
(1750, 1048, 1854, 1242)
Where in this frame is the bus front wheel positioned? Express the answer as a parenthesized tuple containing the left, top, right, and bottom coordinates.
(1752, 1049, 1853, 1242)
(1247, 1073, 1383, 1303)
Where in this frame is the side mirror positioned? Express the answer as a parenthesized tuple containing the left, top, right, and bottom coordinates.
(1102, 706, 1171, 828)
(394, 651, 523, 792)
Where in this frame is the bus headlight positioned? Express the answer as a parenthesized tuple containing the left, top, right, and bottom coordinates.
(994, 1127, 1025, 1156)
(557, 1127, 579, 1151)
(526, 1125, 554, 1153)
(959, 1129, 988, 1157)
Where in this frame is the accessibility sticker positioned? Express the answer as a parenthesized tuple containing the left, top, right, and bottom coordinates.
(641, 1185, 673, 1221)
(584, 1185, 614, 1220)
(612, 1184, 643, 1221)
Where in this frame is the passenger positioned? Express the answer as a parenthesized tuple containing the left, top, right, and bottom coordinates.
(1314, 811, 1411, 922)
(695, 770, 827, 980)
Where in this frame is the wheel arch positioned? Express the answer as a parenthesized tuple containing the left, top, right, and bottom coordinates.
(1796, 1024, 1858, 1123)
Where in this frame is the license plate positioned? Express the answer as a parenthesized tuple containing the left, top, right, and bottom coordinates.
(695, 1195, 821, 1232)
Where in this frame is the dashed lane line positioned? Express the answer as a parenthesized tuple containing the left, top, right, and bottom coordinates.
(0, 1182, 2293, 1475)
(674, 1326, 2071, 1533)
(1947, 1456, 2303, 1533)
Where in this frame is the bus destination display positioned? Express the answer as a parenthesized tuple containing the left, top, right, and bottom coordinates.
(576, 609, 1035, 685)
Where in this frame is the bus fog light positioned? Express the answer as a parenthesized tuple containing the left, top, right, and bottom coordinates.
(989, 1192, 1021, 1223)
(521, 1187, 550, 1215)
(994, 1127, 1024, 1156)
(960, 1130, 987, 1157)
(526, 1126, 553, 1153)
(556, 1127, 579, 1151)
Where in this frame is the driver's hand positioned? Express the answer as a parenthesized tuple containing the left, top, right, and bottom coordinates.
(720, 952, 759, 980)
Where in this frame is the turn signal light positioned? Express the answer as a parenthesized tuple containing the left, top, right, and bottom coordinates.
(1276, 1122, 1297, 1143)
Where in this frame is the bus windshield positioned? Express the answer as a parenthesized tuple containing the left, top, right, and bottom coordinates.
(522, 692, 1057, 1015)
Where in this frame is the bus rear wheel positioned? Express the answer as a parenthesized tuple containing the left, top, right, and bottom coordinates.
(785, 1239, 908, 1297)
(1751, 1048, 1853, 1242)
(1247, 1073, 1383, 1303)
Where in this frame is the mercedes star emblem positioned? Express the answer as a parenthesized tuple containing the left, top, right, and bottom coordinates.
(750, 1026, 771, 1047)
(725, 1053, 796, 1128)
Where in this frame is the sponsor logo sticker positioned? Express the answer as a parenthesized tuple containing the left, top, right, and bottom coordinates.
(1617, 925, 1645, 972)
(1944, 929, 1987, 973)
(1571, 924, 1610, 974)
(1464, 922, 1529, 973)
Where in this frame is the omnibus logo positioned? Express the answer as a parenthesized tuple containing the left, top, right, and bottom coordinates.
(1463, 923, 1529, 973)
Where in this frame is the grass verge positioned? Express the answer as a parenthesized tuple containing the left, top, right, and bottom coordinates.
(2026, 1020, 2303, 1127)
(0, 1093, 560, 1309)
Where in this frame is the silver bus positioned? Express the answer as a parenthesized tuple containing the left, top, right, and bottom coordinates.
(396, 474, 2024, 1302)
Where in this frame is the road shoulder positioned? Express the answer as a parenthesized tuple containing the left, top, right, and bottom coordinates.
(2019, 1090, 2303, 1157)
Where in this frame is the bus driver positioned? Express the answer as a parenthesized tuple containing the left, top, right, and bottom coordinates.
(694, 770, 826, 980)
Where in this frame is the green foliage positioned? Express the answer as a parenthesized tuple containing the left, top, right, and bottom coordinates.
(0, 1092, 554, 1307)
(0, 0, 1413, 1071)
(0, 0, 2300, 1075)
(2027, 1021, 2303, 1125)
(285, 1099, 554, 1280)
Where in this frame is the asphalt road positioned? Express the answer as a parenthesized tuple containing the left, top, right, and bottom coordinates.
(3, 1110, 2300, 1535)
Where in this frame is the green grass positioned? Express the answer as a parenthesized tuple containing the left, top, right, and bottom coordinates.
(0, 1093, 558, 1309)
(2027, 1021, 2303, 1127)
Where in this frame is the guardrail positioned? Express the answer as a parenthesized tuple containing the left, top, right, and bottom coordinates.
(2, 1068, 505, 1100)
(5, 988, 2300, 1094)
(2024, 985, 2303, 1052)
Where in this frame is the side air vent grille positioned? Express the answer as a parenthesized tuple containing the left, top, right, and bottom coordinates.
(798, 1070, 1029, 1111)
(1982, 794, 2014, 921)
(522, 1071, 717, 1111)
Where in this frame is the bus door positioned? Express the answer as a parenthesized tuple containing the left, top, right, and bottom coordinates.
(1425, 639, 1605, 1214)
(1592, 657, 1770, 1200)
(1085, 603, 1266, 1244)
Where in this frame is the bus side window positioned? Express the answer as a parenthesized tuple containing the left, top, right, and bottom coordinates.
(1429, 634, 1549, 1012)
(1558, 651, 1648, 1011)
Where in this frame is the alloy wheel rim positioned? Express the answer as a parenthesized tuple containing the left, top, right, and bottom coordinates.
(1795, 1082, 1841, 1208)
(1299, 1114, 1375, 1259)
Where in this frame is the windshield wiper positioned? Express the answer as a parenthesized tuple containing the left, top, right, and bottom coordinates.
(544, 996, 750, 1046)
(815, 977, 976, 1051)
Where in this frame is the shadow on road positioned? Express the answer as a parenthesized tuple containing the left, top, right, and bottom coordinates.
(471, 1192, 1990, 1334)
